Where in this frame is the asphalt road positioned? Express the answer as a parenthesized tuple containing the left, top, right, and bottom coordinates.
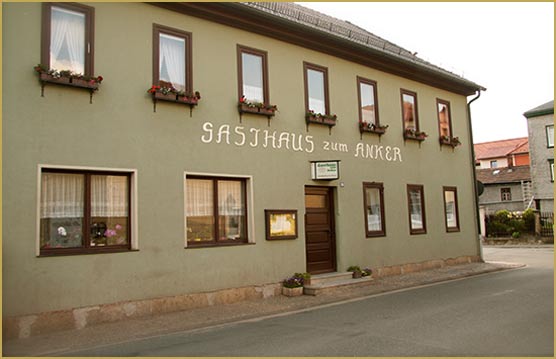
(64, 246, 554, 357)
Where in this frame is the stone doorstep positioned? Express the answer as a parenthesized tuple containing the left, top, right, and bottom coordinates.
(304, 275, 374, 296)
(308, 271, 354, 286)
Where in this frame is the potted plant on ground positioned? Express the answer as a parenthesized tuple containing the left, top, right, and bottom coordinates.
(282, 272, 310, 297)
(347, 265, 363, 278)
(361, 267, 373, 277)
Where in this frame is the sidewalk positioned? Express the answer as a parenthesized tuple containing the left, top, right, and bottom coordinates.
(2, 260, 524, 357)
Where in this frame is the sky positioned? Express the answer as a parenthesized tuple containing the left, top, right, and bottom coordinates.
(298, 2, 554, 144)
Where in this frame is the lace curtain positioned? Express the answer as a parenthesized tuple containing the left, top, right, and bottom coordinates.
(50, 6, 85, 74)
(41, 173, 128, 218)
(160, 33, 186, 91)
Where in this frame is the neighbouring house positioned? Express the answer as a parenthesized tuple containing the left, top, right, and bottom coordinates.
(2, 2, 485, 339)
(476, 166, 532, 214)
(524, 100, 554, 213)
(474, 137, 530, 169)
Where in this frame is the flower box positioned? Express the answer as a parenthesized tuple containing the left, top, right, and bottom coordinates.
(154, 91, 178, 102)
(404, 129, 428, 142)
(306, 113, 337, 127)
(282, 286, 303, 297)
(238, 103, 276, 117)
(439, 136, 461, 147)
(360, 122, 388, 135)
(36, 65, 103, 103)
(148, 86, 201, 115)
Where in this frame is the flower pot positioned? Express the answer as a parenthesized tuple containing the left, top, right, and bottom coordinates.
(352, 271, 362, 279)
(282, 286, 303, 297)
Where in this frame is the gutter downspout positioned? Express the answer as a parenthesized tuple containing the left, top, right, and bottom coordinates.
(467, 90, 483, 261)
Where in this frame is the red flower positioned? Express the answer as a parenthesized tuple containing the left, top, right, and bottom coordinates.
(239, 96, 245, 103)
(96, 76, 103, 83)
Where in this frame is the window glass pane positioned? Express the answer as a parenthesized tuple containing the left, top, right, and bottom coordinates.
(307, 69, 326, 114)
(409, 189, 424, 230)
(159, 33, 186, 91)
(242, 52, 264, 103)
(438, 102, 451, 137)
(40, 173, 84, 249)
(402, 94, 416, 130)
(305, 194, 326, 208)
(547, 126, 554, 147)
(186, 179, 215, 242)
(50, 7, 85, 74)
(365, 187, 382, 231)
(360, 83, 376, 125)
(90, 175, 129, 247)
(218, 181, 245, 241)
(444, 190, 458, 228)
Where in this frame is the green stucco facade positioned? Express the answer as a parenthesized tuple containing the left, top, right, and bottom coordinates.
(3, 2, 481, 318)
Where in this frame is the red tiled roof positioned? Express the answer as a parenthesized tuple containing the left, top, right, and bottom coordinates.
(476, 166, 531, 184)
(474, 137, 528, 161)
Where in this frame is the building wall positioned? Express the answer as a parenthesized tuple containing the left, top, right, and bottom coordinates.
(478, 158, 508, 169)
(512, 153, 530, 167)
(3, 2, 480, 317)
(526, 113, 554, 212)
(478, 183, 526, 214)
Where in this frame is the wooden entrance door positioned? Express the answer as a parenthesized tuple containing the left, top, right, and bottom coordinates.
(304, 186, 336, 274)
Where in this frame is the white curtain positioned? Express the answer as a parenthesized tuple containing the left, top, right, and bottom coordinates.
(242, 53, 264, 102)
(366, 188, 381, 231)
(41, 173, 84, 218)
(186, 179, 213, 216)
(160, 33, 186, 91)
(410, 191, 423, 229)
(218, 181, 244, 216)
(91, 176, 128, 217)
(50, 7, 85, 74)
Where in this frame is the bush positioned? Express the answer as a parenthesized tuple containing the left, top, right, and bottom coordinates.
(512, 231, 521, 239)
(522, 209, 536, 232)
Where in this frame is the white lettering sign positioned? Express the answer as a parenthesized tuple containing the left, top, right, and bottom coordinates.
(199, 122, 402, 162)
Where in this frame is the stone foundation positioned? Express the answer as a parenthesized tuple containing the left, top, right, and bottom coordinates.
(3, 255, 481, 339)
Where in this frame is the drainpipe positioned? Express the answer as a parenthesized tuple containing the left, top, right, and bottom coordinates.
(467, 90, 483, 261)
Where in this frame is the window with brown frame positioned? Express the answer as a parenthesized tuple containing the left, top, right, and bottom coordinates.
(304, 62, 330, 115)
(185, 176, 248, 247)
(153, 24, 192, 93)
(363, 182, 386, 237)
(39, 169, 131, 256)
(437, 99, 453, 138)
(443, 186, 460, 232)
(41, 2, 94, 75)
(237, 45, 269, 105)
(500, 187, 512, 201)
(407, 184, 426, 235)
(400, 89, 419, 131)
(358, 77, 379, 125)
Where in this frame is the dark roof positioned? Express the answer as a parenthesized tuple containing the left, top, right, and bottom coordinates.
(476, 166, 531, 185)
(241, 2, 485, 93)
(523, 100, 554, 118)
(474, 137, 529, 161)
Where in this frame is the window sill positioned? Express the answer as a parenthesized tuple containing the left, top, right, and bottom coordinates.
(38, 73, 101, 103)
(38, 247, 136, 257)
(404, 134, 427, 142)
(186, 241, 253, 249)
(151, 90, 201, 116)
(365, 232, 386, 238)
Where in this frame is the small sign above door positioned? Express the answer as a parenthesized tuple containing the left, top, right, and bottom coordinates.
(310, 160, 340, 180)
